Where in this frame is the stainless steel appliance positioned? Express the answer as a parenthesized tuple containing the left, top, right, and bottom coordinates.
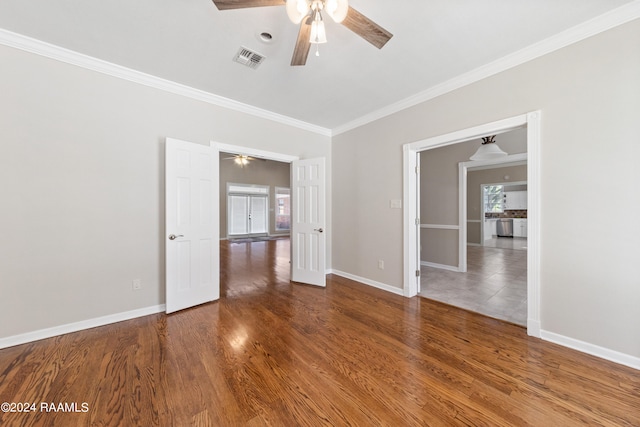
(496, 218, 513, 237)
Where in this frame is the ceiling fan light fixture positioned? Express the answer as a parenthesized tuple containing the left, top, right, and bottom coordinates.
(470, 136, 508, 161)
(325, 0, 348, 23)
(234, 155, 250, 166)
(310, 12, 327, 44)
(286, 0, 309, 24)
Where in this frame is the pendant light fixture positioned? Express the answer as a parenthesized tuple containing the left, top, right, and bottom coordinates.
(470, 135, 508, 161)
(309, 4, 327, 45)
(286, 0, 348, 47)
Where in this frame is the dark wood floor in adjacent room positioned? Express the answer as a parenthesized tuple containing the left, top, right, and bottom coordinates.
(1, 238, 639, 426)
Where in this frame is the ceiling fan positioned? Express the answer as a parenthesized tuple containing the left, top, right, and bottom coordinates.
(223, 154, 266, 167)
(211, 0, 393, 66)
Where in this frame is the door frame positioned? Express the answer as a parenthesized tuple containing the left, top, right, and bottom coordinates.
(403, 111, 541, 337)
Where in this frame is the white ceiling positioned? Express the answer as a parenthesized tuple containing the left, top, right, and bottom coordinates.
(0, 0, 635, 132)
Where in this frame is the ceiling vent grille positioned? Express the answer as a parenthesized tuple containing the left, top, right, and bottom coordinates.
(233, 47, 266, 70)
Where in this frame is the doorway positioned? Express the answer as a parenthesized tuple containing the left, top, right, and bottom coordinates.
(212, 142, 328, 289)
(215, 144, 296, 295)
(403, 112, 541, 337)
(419, 154, 529, 325)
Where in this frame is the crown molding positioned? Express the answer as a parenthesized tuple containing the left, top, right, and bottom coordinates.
(2, 1, 638, 139)
(332, 1, 640, 136)
(0, 28, 332, 137)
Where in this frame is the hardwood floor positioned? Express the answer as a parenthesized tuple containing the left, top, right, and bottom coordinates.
(1, 238, 639, 426)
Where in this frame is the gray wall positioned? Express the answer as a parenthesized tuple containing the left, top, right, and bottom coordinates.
(219, 152, 291, 238)
(332, 20, 640, 359)
(0, 44, 330, 340)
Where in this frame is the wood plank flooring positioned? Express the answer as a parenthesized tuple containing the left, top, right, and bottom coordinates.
(1, 238, 639, 426)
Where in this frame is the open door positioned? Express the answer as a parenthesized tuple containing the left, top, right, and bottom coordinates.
(165, 138, 219, 313)
(291, 158, 326, 287)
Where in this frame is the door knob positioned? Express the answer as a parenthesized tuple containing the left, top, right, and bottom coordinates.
(168, 234, 184, 240)
(313, 228, 324, 233)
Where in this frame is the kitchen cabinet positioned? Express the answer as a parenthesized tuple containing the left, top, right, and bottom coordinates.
(513, 218, 528, 238)
(484, 219, 498, 239)
(504, 191, 527, 210)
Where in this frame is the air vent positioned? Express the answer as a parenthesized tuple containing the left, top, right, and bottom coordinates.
(233, 47, 266, 70)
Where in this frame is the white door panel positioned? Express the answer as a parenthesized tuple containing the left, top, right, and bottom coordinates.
(250, 196, 268, 234)
(229, 195, 249, 235)
(291, 158, 326, 287)
(166, 138, 219, 313)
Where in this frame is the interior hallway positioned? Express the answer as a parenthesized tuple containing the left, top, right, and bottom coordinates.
(420, 240, 527, 326)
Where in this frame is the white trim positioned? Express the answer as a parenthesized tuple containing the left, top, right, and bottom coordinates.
(0, 29, 331, 137)
(525, 112, 542, 337)
(541, 330, 640, 371)
(403, 144, 420, 297)
(420, 224, 460, 230)
(420, 261, 460, 273)
(403, 112, 541, 339)
(330, 270, 404, 296)
(332, 1, 640, 135)
(458, 162, 467, 272)
(0, 304, 166, 349)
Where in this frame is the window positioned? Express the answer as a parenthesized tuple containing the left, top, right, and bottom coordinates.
(275, 187, 290, 231)
(483, 185, 504, 213)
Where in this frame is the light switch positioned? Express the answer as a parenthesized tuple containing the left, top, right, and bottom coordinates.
(390, 199, 402, 209)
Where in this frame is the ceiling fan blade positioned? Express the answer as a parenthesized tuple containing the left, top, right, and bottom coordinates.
(341, 6, 393, 49)
(211, 0, 284, 10)
(291, 17, 312, 66)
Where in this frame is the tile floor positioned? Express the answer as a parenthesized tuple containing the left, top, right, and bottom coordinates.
(419, 238, 527, 326)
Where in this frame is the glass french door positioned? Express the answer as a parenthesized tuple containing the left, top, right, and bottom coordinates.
(228, 187, 269, 236)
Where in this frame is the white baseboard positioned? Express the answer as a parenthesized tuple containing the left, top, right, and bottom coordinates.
(541, 329, 640, 371)
(0, 304, 166, 350)
(420, 261, 460, 272)
(329, 270, 404, 296)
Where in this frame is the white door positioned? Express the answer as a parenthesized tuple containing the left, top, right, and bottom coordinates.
(165, 138, 219, 313)
(291, 158, 326, 287)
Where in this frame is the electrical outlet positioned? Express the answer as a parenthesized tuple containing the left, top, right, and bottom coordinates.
(132, 279, 142, 290)
(378, 260, 384, 270)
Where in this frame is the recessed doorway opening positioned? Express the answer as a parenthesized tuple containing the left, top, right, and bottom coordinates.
(403, 112, 541, 337)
